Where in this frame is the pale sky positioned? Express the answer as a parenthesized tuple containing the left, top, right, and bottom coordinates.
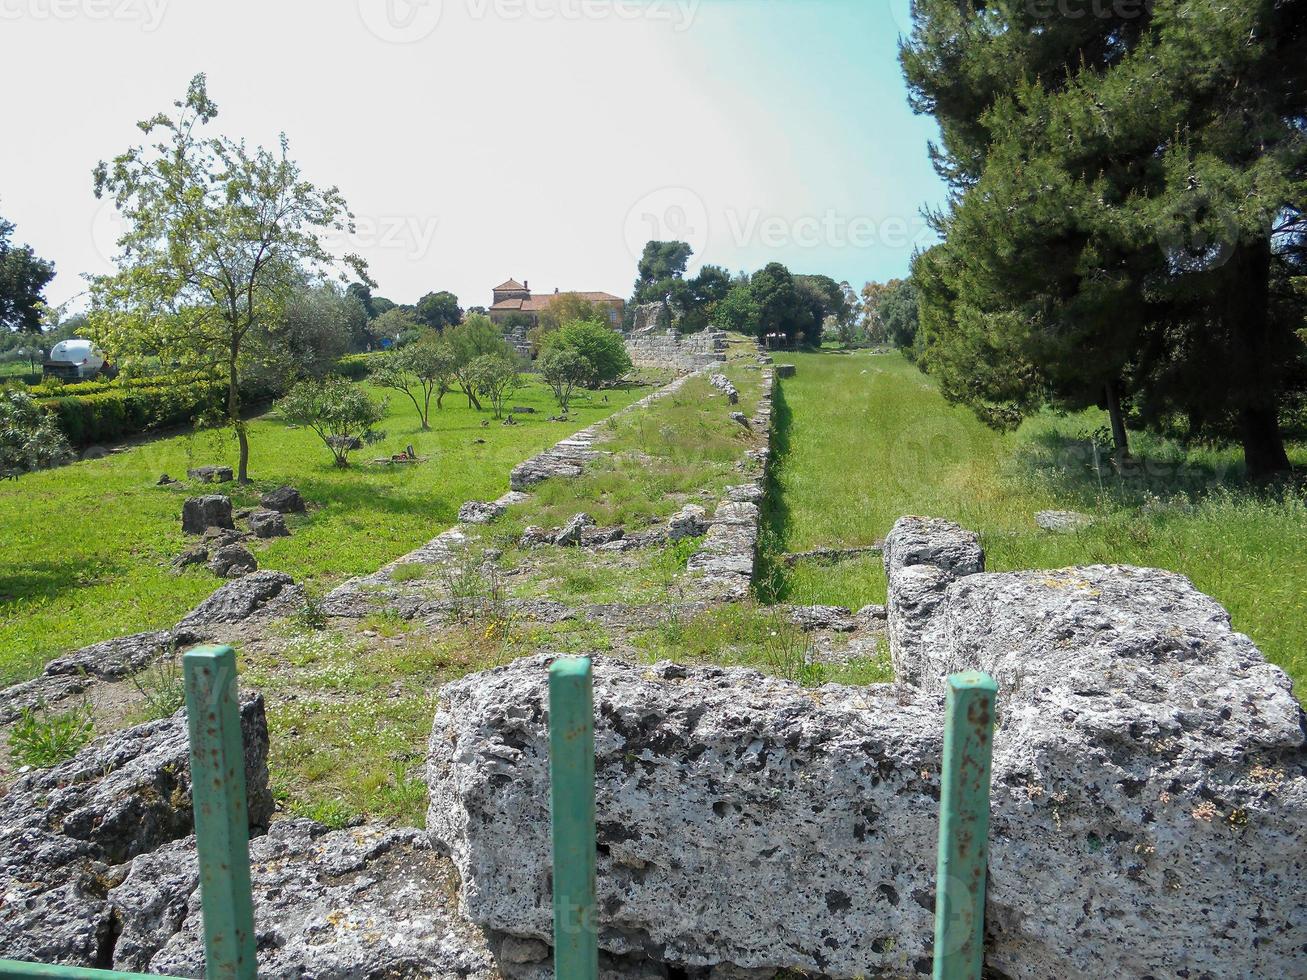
(0, 0, 946, 313)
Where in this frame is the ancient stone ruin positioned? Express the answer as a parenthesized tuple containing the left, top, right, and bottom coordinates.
(427, 517, 1307, 978)
(624, 328, 728, 372)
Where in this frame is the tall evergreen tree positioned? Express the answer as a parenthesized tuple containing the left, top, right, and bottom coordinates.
(903, 0, 1306, 475)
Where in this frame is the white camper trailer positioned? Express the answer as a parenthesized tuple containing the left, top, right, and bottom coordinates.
(43, 339, 112, 382)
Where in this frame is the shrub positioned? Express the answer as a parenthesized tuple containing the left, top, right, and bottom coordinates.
(40, 379, 226, 447)
(334, 352, 381, 381)
(276, 376, 387, 467)
(0, 389, 73, 477)
(538, 346, 588, 414)
(10, 703, 95, 768)
(539, 319, 632, 388)
(468, 352, 521, 419)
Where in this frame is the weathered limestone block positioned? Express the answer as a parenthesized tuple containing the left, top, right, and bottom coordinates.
(173, 570, 303, 643)
(510, 454, 584, 491)
(428, 656, 944, 978)
(113, 820, 498, 979)
(667, 504, 707, 541)
(0, 697, 272, 966)
(882, 519, 1307, 979)
(260, 485, 305, 513)
(206, 542, 257, 579)
(247, 508, 289, 538)
(186, 465, 232, 484)
(180, 494, 233, 535)
(459, 499, 507, 525)
(554, 513, 596, 546)
(0, 631, 174, 724)
(775, 364, 796, 378)
(1034, 508, 1094, 532)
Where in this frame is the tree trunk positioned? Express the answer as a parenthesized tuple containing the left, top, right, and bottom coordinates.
(228, 348, 250, 483)
(1103, 379, 1131, 459)
(1239, 404, 1291, 480)
(1226, 240, 1291, 480)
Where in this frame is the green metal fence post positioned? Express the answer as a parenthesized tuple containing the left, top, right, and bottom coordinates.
(548, 657, 599, 980)
(182, 646, 257, 980)
(932, 670, 998, 980)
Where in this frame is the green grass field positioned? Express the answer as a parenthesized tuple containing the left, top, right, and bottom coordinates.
(0, 376, 655, 686)
(762, 350, 1307, 689)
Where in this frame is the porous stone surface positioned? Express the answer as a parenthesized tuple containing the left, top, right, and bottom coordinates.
(554, 512, 596, 546)
(0, 631, 173, 724)
(112, 820, 498, 979)
(625, 328, 727, 371)
(881, 516, 1307, 979)
(180, 494, 233, 535)
(186, 465, 232, 484)
(775, 364, 796, 378)
(260, 485, 305, 513)
(1034, 508, 1094, 533)
(207, 542, 257, 578)
(173, 570, 303, 643)
(580, 526, 625, 547)
(520, 525, 551, 548)
(881, 517, 985, 683)
(0, 697, 272, 966)
(459, 499, 507, 524)
(170, 545, 208, 571)
(431, 520, 1307, 979)
(247, 508, 289, 538)
(427, 655, 943, 978)
(667, 504, 707, 542)
(786, 604, 856, 632)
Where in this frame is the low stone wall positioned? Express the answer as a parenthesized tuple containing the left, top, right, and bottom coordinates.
(625, 328, 727, 371)
(427, 517, 1307, 978)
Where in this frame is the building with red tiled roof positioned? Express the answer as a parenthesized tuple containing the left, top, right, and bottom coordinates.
(488, 278, 624, 329)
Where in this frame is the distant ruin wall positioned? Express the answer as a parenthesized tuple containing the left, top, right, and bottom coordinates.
(625, 328, 727, 372)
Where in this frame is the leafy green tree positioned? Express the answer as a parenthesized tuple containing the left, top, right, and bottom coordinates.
(276, 376, 385, 467)
(372, 307, 424, 348)
(751, 262, 802, 345)
(468, 352, 521, 419)
(540, 319, 632, 388)
(0, 389, 72, 478)
(371, 338, 456, 429)
(0, 213, 56, 334)
(711, 281, 759, 334)
(256, 281, 365, 382)
(902, 0, 1306, 474)
(538, 346, 588, 415)
(534, 293, 610, 343)
(414, 290, 462, 331)
(679, 264, 733, 332)
(371, 296, 397, 318)
(87, 74, 367, 483)
(445, 313, 512, 409)
(631, 240, 693, 305)
(346, 281, 376, 319)
(878, 279, 919, 354)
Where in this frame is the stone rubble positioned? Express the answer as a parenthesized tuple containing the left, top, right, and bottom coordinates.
(180, 494, 233, 535)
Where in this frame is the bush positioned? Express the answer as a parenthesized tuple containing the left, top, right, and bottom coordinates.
(276, 376, 387, 467)
(39, 379, 227, 447)
(1, 389, 73, 476)
(539, 319, 632, 388)
(334, 352, 382, 381)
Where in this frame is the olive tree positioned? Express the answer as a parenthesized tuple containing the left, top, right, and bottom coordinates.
(538, 346, 587, 415)
(468, 353, 521, 419)
(0, 390, 71, 478)
(370, 338, 456, 429)
(276, 376, 385, 467)
(89, 74, 368, 482)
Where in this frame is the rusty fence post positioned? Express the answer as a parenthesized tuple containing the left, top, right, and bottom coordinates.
(932, 670, 998, 980)
(548, 656, 599, 980)
(183, 646, 257, 980)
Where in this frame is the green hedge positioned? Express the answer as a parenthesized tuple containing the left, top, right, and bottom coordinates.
(40, 381, 228, 447)
(333, 352, 383, 381)
(23, 368, 220, 399)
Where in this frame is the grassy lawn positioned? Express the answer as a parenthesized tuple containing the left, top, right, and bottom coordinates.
(761, 350, 1307, 689)
(0, 375, 657, 686)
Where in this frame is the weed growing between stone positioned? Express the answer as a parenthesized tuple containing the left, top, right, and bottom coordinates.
(9, 702, 95, 768)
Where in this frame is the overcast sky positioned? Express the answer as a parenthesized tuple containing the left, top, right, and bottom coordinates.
(0, 0, 946, 312)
